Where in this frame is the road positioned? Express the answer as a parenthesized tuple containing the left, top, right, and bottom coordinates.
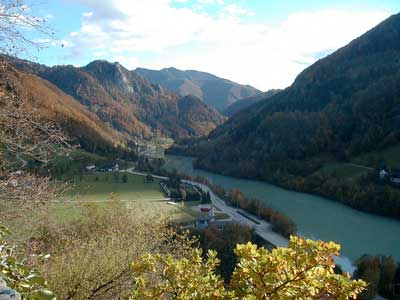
(125, 168, 288, 248)
(16, 153, 27, 168)
(347, 163, 374, 170)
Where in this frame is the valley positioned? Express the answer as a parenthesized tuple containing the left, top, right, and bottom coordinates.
(2, 3, 400, 300)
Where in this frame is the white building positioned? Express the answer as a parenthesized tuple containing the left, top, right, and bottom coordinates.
(379, 169, 388, 180)
(86, 165, 96, 171)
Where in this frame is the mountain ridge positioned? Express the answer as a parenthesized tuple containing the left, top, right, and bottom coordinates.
(135, 67, 261, 113)
(223, 89, 281, 117)
(0, 59, 126, 152)
(186, 12, 400, 179)
(9, 57, 225, 139)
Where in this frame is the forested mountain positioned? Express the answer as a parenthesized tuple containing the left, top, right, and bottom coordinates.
(191, 12, 400, 179)
(223, 90, 281, 117)
(9, 58, 225, 139)
(136, 67, 261, 113)
(0, 59, 125, 152)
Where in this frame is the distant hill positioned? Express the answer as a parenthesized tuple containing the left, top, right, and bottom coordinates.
(10, 59, 225, 139)
(190, 12, 400, 179)
(223, 90, 281, 117)
(136, 67, 261, 113)
(0, 59, 125, 152)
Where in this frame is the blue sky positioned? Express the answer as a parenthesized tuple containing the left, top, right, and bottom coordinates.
(25, 0, 399, 90)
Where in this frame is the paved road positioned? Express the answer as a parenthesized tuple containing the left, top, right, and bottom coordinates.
(183, 180, 288, 248)
(347, 163, 374, 170)
(53, 198, 170, 203)
(125, 168, 288, 248)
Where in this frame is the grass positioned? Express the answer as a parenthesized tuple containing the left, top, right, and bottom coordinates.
(317, 162, 369, 181)
(214, 212, 231, 220)
(352, 143, 400, 168)
(51, 173, 200, 223)
(67, 173, 164, 201)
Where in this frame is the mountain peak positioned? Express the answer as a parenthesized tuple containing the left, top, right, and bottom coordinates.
(84, 59, 127, 72)
(8, 57, 225, 139)
(136, 67, 261, 112)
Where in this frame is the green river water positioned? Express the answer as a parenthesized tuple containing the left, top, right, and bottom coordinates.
(164, 155, 400, 268)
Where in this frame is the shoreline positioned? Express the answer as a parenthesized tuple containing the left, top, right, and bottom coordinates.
(123, 167, 357, 274)
(123, 168, 288, 248)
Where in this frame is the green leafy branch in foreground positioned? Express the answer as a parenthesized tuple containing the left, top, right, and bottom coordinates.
(0, 226, 56, 300)
(131, 236, 366, 300)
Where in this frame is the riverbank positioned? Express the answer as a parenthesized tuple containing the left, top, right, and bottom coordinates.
(124, 168, 288, 248)
(163, 155, 400, 265)
(192, 155, 400, 221)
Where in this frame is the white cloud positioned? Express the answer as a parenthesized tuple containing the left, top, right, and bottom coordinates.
(198, 0, 224, 4)
(223, 4, 254, 16)
(63, 1, 391, 90)
(111, 55, 139, 69)
(82, 11, 93, 17)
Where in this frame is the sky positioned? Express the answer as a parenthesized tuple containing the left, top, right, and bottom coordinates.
(24, 0, 400, 91)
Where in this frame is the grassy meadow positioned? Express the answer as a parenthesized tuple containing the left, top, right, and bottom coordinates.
(50, 172, 202, 223)
(317, 162, 370, 181)
(352, 143, 400, 168)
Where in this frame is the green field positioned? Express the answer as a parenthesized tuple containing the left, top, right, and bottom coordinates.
(67, 173, 165, 202)
(318, 162, 370, 181)
(352, 144, 400, 168)
(51, 173, 202, 223)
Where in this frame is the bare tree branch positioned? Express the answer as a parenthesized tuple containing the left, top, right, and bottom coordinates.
(0, 0, 55, 55)
(0, 58, 72, 213)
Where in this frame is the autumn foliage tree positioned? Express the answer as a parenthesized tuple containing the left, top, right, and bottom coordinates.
(0, 0, 71, 214)
(131, 236, 366, 300)
(0, 59, 71, 218)
(0, 1, 69, 298)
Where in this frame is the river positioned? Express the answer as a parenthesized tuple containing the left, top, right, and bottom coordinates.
(164, 155, 400, 268)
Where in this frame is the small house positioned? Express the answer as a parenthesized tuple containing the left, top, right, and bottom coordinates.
(85, 165, 96, 171)
(195, 215, 213, 229)
(199, 204, 213, 213)
(195, 208, 215, 229)
(379, 169, 388, 180)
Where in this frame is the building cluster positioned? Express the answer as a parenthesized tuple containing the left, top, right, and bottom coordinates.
(85, 163, 119, 173)
(194, 207, 229, 229)
(379, 168, 400, 185)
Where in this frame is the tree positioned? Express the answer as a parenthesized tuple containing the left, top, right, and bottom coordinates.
(355, 255, 381, 300)
(122, 174, 128, 183)
(132, 236, 366, 300)
(0, 0, 55, 55)
(355, 254, 398, 299)
(180, 188, 187, 201)
(34, 202, 195, 300)
(0, 226, 56, 300)
(379, 256, 398, 297)
(0, 3, 71, 219)
(201, 191, 212, 204)
(190, 223, 256, 281)
(113, 171, 120, 182)
(145, 173, 153, 183)
(0, 3, 68, 298)
(0, 54, 72, 219)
